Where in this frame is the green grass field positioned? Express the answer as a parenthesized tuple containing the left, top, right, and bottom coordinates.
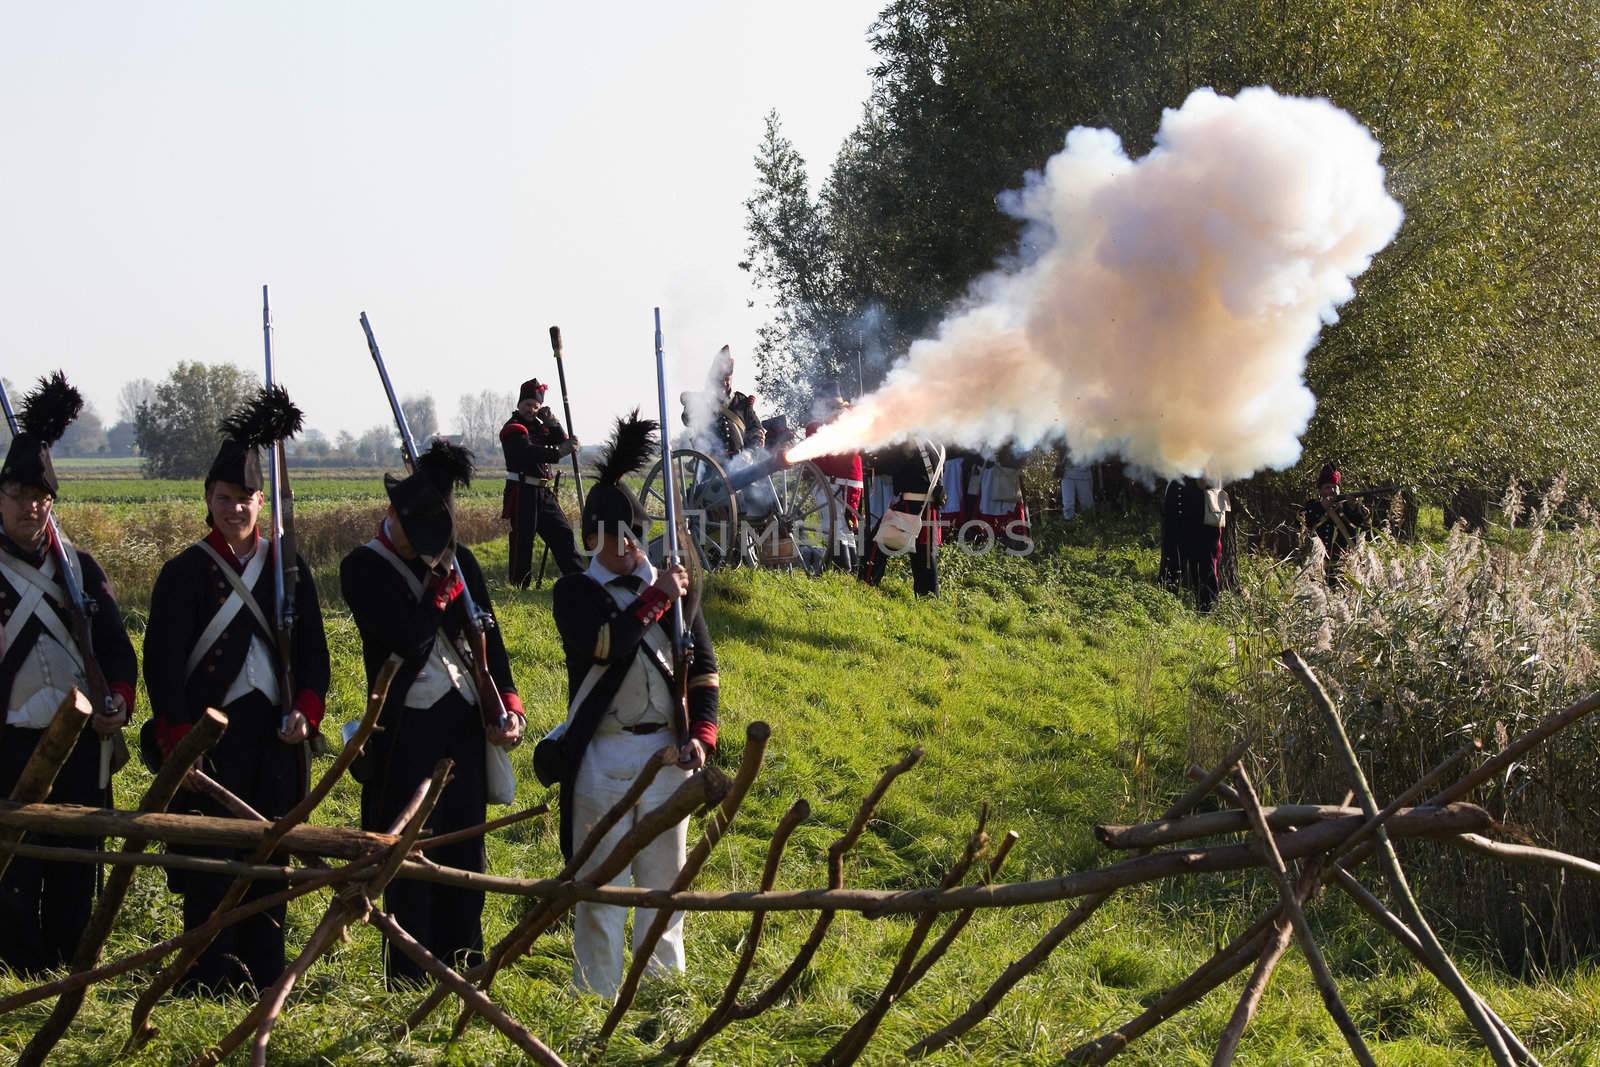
(1, 509, 1596, 1065)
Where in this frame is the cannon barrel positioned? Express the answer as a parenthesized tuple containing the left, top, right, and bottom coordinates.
(723, 450, 795, 494)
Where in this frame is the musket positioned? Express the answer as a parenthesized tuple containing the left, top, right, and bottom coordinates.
(653, 308, 694, 756)
(359, 312, 509, 734)
(0, 380, 119, 788)
(534, 471, 561, 590)
(262, 287, 308, 783)
(548, 326, 585, 509)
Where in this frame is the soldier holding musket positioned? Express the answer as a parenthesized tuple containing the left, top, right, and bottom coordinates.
(0, 373, 138, 975)
(342, 440, 524, 985)
(859, 437, 947, 598)
(1303, 461, 1370, 581)
(143, 388, 330, 992)
(501, 378, 582, 585)
(540, 410, 719, 999)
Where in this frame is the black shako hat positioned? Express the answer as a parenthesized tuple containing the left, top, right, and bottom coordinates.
(207, 386, 304, 493)
(1, 372, 82, 496)
(519, 378, 547, 403)
(386, 439, 475, 560)
(581, 409, 657, 543)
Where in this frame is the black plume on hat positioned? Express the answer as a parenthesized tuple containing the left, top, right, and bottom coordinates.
(416, 439, 474, 498)
(582, 409, 658, 541)
(207, 386, 303, 493)
(2, 371, 84, 495)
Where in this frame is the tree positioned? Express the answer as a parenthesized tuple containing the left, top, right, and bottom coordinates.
(135, 363, 259, 479)
(401, 394, 438, 443)
(356, 425, 399, 467)
(105, 420, 138, 457)
(117, 378, 157, 425)
(747, 0, 1600, 497)
(56, 401, 106, 456)
(456, 390, 513, 454)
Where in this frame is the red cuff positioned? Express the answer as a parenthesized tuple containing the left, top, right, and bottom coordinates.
(155, 718, 192, 756)
(293, 689, 326, 729)
(631, 586, 670, 625)
(431, 574, 465, 611)
(502, 691, 525, 718)
(110, 681, 137, 717)
(690, 720, 718, 749)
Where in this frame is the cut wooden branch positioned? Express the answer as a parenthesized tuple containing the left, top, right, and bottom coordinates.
(1281, 649, 1515, 1067)
(129, 655, 401, 1053)
(1064, 908, 1285, 1064)
(1451, 833, 1600, 880)
(0, 688, 93, 879)
(369, 908, 567, 1066)
(16, 707, 228, 1067)
(403, 746, 678, 1035)
(0, 852, 382, 1018)
(1098, 804, 1365, 850)
(414, 802, 548, 853)
(820, 808, 990, 1067)
(2, 798, 1488, 916)
(184, 768, 267, 822)
(665, 799, 810, 1063)
(733, 747, 923, 1021)
(190, 759, 451, 1067)
(909, 737, 1250, 1057)
(1429, 688, 1600, 808)
(1330, 868, 1543, 1067)
(0, 800, 397, 857)
(902, 830, 1020, 992)
(592, 721, 771, 1052)
(1232, 764, 1375, 1066)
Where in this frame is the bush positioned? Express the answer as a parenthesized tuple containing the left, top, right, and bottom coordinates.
(1207, 479, 1600, 968)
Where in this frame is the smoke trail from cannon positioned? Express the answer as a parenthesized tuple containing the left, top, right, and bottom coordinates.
(787, 86, 1403, 482)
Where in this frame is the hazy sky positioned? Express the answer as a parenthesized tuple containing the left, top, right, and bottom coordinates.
(0, 1, 879, 444)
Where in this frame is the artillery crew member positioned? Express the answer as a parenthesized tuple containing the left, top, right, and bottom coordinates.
(805, 384, 863, 570)
(1303, 462, 1369, 581)
(0, 374, 137, 975)
(859, 437, 947, 598)
(144, 388, 330, 992)
(683, 345, 763, 459)
(542, 411, 719, 999)
(501, 377, 582, 586)
(343, 440, 524, 985)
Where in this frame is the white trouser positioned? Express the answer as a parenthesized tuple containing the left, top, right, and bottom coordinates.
(571, 730, 692, 999)
(1061, 467, 1095, 519)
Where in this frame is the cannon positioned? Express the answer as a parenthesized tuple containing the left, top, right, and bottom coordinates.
(637, 445, 842, 574)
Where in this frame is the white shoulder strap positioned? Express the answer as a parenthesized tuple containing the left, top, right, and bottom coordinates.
(185, 541, 273, 680)
(365, 538, 425, 600)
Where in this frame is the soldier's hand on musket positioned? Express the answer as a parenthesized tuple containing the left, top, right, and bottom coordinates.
(488, 711, 523, 749)
(91, 691, 129, 736)
(564, 437, 580, 455)
(278, 710, 310, 744)
(676, 738, 707, 770)
(653, 562, 689, 600)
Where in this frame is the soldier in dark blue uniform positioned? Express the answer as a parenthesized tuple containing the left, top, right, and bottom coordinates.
(501, 378, 582, 586)
(144, 388, 330, 992)
(343, 440, 524, 985)
(0, 374, 138, 975)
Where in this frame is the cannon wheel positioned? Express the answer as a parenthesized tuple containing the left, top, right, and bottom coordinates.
(639, 448, 742, 571)
(746, 459, 840, 577)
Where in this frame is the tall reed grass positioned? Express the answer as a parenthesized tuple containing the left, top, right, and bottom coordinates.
(1209, 478, 1600, 967)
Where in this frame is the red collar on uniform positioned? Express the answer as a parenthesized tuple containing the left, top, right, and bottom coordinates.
(204, 527, 261, 573)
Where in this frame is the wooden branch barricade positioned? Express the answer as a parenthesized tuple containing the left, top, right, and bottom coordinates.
(0, 670, 1595, 1066)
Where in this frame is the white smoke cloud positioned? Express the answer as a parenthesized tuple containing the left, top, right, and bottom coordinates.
(789, 87, 1403, 482)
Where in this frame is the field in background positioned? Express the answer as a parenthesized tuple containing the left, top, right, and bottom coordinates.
(1, 513, 1597, 1064)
